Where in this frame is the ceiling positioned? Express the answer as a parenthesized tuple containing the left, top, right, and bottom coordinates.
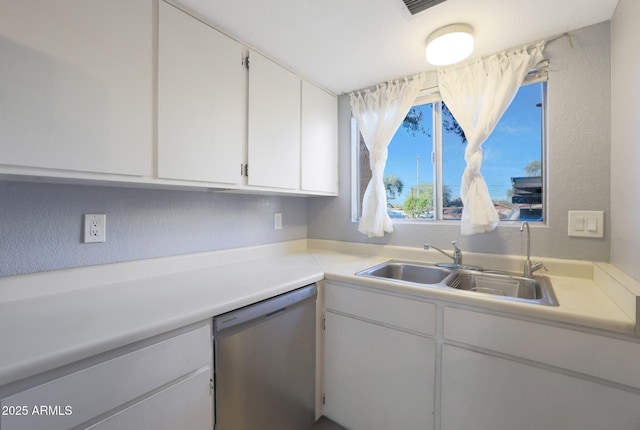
(175, 0, 619, 94)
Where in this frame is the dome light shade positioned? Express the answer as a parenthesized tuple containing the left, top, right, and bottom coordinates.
(426, 24, 474, 66)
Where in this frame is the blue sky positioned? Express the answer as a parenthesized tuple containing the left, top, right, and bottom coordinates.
(385, 83, 543, 204)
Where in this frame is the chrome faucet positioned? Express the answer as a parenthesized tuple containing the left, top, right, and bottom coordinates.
(424, 240, 462, 265)
(520, 222, 546, 277)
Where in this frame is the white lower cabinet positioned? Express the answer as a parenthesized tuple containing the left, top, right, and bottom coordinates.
(0, 321, 212, 430)
(324, 312, 436, 430)
(441, 344, 640, 430)
(441, 306, 640, 430)
(443, 306, 640, 389)
(323, 283, 640, 430)
(323, 282, 436, 430)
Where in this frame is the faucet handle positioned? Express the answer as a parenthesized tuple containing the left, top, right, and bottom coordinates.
(451, 241, 462, 265)
(532, 262, 548, 273)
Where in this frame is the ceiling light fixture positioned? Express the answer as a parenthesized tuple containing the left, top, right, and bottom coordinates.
(425, 23, 474, 66)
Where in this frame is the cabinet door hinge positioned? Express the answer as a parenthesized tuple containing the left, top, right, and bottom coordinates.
(240, 164, 248, 177)
(210, 377, 214, 395)
(242, 54, 249, 69)
(322, 393, 326, 405)
(323, 316, 326, 331)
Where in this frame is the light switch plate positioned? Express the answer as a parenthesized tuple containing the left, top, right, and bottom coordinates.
(568, 211, 603, 238)
(274, 212, 283, 230)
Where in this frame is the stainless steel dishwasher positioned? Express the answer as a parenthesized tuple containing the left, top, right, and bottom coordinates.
(213, 284, 317, 430)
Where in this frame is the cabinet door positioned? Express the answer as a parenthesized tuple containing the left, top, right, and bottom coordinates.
(441, 345, 640, 430)
(247, 51, 301, 190)
(301, 81, 338, 194)
(0, 0, 152, 176)
(324, 312, 435, 430)
(158, 1, 244, 184)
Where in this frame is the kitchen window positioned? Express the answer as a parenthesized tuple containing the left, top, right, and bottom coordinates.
(352, 80, 547, 223)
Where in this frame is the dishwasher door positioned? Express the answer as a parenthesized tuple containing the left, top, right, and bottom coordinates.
(213, 284, 317, 430)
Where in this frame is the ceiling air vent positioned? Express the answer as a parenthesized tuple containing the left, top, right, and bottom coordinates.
(402, 0, 447, 15)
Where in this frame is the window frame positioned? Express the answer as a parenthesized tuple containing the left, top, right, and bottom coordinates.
(351, 63, 549, 225)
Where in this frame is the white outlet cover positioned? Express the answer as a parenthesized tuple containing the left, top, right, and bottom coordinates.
(84, 214, 106, 243)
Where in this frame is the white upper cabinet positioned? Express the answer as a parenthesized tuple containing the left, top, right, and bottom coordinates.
(246, 51, 338, 194)
(158, 1, 244, 185)
(0, 0, 152, 177)
(247, 51, 301, 190)
(0, 0, 337, 196)
(301, 81, 338, 194)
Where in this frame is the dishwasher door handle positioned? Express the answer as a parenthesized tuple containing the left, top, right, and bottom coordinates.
(265, 307, 288, 318)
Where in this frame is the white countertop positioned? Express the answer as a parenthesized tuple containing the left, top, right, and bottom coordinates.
(0, 244, 323, 387)
(312, 249, 635, 336)
(0, 239, 636, 388)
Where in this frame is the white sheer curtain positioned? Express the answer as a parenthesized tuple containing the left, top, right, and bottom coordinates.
(438, 42, 545, 235)
(350, 73, 426, 237)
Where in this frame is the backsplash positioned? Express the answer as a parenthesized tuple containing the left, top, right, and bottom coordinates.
(0, 181, 307, 277)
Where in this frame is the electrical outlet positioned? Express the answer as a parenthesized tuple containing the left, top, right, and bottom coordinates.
(274, 212, 283, 230)
(84, 214, 106, 243)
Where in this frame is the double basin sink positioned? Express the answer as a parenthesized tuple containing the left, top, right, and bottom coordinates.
(356, 260, 558, 306)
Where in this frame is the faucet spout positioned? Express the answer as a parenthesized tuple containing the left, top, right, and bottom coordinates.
(520, 222, 546, 277)
(424, 241, 462, 265)
(520, 222, 532, 277)
(520, 221, 530, 257)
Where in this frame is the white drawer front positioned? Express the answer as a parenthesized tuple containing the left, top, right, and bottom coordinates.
(1, 322, 211, 430)
(444, 307, 640, 389)
(325, 282, 436, 335)
(86, 369, 212, 430)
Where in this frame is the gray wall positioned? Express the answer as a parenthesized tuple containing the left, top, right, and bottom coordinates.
(0, 181, 307, 277)
(308, 21, 612, 262)
(611, 0, 640, 280)
(1, 20, 623, 278)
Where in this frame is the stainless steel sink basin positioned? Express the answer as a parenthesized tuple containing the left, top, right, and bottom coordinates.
(356, 260, 452, 285)
(356, 260, 559, 306)
(446, 271, 559, 306)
